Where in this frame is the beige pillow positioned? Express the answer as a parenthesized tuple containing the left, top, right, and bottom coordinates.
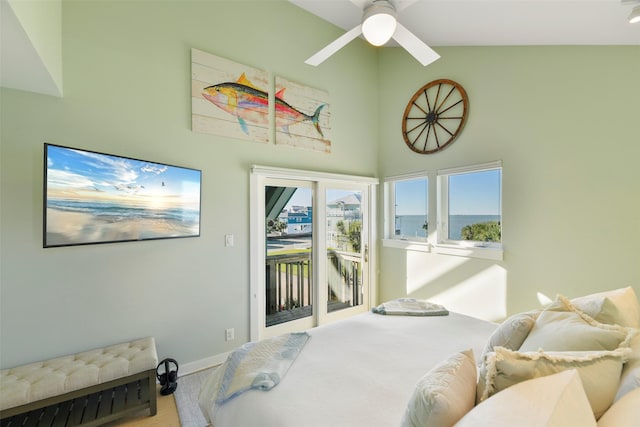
(401, 349, 477, 427)
(597, 388, 640, 427)
(572, 287, 640, 328)
(615, 331, 640, 401)
(519, 295, 631, 352)
(456, 370, 596, 427)
(480, 346, 631, 419)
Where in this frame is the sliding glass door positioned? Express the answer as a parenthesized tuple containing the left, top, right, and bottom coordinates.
(250, 168, 376, 340)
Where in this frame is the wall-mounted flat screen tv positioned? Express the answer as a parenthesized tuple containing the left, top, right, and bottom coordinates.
(44, 143, 201, 248)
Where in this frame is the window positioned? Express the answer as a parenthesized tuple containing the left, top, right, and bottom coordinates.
(384, 173, 428, 243)
(437, 161, 502, 258)
(383, 162, 502, 260)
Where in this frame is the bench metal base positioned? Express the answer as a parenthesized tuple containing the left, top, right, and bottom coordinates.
(0, 369, 157, 427)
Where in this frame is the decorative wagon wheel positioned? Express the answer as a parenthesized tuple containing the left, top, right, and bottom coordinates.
(402, 79, 469, 154)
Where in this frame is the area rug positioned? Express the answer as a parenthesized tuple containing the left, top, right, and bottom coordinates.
(174, 367, 216, 427)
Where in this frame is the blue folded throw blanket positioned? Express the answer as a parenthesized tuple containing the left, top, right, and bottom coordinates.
(372, 298, 449, 316)
(214, 331, 310, 404)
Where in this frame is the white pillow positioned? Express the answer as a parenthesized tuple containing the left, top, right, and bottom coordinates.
(480, 310, 540, 355)
(615, 331, 640, 401)
(572, 287, 640, 328)
(401, 349, 477, 427)
(456, 370, 596, 427)
(597, 388, 640, 427)
(480, 346, 630, 419)
(476, 310, 540, 402)
(519, 295, 632, 352)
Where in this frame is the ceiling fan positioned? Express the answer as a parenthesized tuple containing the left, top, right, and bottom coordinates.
(305, 0, 440, 67)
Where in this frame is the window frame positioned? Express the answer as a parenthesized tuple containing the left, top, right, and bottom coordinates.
(435, 160, 503, 260)
(382, 172, 430, 251)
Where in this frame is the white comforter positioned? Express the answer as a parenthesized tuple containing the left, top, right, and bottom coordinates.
(200, 311, 497, 427)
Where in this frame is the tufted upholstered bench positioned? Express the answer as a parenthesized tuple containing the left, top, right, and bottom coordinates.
(0, 337, 158, 426)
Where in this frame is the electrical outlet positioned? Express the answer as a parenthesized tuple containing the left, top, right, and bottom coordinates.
(225, 328, 235, 341)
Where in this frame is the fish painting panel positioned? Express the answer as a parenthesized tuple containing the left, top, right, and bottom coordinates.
(275, 76, 331, 153)
(191, 48, 269, 143)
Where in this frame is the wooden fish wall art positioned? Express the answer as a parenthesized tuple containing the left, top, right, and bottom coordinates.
(191, 49, 331, 153)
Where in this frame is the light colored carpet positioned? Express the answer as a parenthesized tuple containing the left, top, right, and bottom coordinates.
(174, 367, 216, 427)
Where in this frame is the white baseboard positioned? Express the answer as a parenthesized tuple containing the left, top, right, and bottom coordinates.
(179, 351, 230, 377)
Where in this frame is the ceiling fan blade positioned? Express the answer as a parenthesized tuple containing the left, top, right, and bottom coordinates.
(305, 25, 363, 66)
(392, 22, 440, 66)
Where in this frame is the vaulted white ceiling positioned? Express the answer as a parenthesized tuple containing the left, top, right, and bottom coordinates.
(2, 1, 639, 98)
(289, 0, 640, 47)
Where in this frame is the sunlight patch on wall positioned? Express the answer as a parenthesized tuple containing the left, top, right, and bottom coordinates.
(427, 265, 507, 322)
(406, 252, 468, 294)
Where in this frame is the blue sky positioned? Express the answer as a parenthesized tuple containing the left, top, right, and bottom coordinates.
(395, 178, 427, 216)
(285, 188, 355, 208)
(276, 170, 501, 216)
(449, 170, 501, 215)
(395, 170, 501, 216)
(46, 145, 201, 206)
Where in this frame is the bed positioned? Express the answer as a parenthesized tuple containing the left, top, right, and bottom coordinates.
(200, 287, 640, 427)
(199, 310, 497, 427)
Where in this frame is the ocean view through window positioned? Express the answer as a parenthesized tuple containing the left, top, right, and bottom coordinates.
(394, 214, 500, 240)
(383, 161, 502, 259)
(439, 162, 502, 245)
(385, 174, 428, 241)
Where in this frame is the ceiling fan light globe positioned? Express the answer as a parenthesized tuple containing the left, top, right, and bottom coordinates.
(362, 13, 397, 45)
(362, 2, 397, 46)
(630, 5, 640, 23)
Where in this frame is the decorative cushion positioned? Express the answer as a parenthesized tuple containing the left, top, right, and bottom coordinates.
(400, 349, 477, 427)
(480, 346, 630, 419)
(0, 337, 157, 411)
(518, 295, 632, 353)
(615, 331, 640, 401)
(597, 387, 640, 427)
(480, 310, 540, 356)
(572, 287, 640, 329)
(476, 310, 540, 402)
(598, 388, 640, 427)
(456, 370, 596, 427)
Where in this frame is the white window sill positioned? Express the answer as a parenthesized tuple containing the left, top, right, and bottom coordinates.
(382, 239, 431, 252)
(433, 243, 503, 261)
(382, 239, 503, 260)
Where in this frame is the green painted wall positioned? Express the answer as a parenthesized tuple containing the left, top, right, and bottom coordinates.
(377, 46, 640, 319)
(0, 0, 378, 368)
(1, 0, 639, 370)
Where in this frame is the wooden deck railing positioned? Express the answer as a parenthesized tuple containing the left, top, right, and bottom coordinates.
(327, 250, 362, 312)
(265, 250, 362, 326)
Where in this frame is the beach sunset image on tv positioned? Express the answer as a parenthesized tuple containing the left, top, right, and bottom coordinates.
(44, 144, 201, 247)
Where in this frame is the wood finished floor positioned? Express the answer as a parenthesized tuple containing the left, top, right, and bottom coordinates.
(102, 385, 181, 427)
